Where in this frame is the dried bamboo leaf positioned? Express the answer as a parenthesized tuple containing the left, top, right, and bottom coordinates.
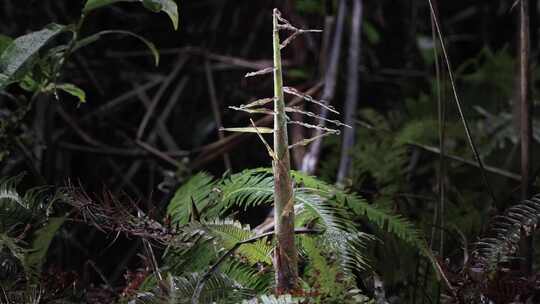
(237, 97, 275, 109)
(245, 67, 276, 78)
(289, 131, 334, 149)
(288, 120, 340, 134)
(219, 127, 274, 134)
(280, 31, 301, 49)
(277, 23, 299, 32)
(285, 106, 351, 128)
(283, 86, 339, 114)
(229, 106, 274, 115)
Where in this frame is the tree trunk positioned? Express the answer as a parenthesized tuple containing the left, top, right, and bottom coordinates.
(337, 0, 362, 184)
(518, 0, 533, 274)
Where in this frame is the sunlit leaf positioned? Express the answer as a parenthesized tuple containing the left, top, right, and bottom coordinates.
(56, 83, 87, 103)
(0, 23, 65, 90)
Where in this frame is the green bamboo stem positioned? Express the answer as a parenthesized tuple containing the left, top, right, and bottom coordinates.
(271, 8, 299, 294)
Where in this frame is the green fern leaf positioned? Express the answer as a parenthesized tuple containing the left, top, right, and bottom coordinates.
(217, 169, 274, 212)
(301, 236, 343, 298)
(133, 272, 255, 304)
(205, 219, 273, 265)
(474, 194, 540, 271)
(220, 259, 273, 293)
(291, 171, 428, 251)
(295, 189, 374, 274)
(167, 172, 216, 225)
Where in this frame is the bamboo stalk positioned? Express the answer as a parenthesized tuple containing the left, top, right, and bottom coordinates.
(272, 8, 299, 294)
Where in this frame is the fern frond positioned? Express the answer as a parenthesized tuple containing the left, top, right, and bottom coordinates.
(295, 189, 354, 232)
(204, 219, 273, 265)
(472, 194, 540, 271)
(349, 196, 423, 247)
(165, 238, 218, 274)
(166, 168, 431, 285)
(167, 170, 275, 225)
(295, 189, 374, 275)
(0, 284, 43, 304)
(167, 219, 273, 270)
(167, 172, 216, 225)
(0, 233, 26, 276)
(0, 187, 25, 208)
(247, 294, 302, 304)
(221, 259, 273, 293)
(133, 272, 255, 304)
(291, 170, 427, 250)
(300, 236, 343, 298)
(217, 169, 274, 212)
(0, 175, 33, 228)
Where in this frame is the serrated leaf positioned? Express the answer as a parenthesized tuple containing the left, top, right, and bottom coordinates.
(220, 127, 274, 134)
(56, 83, 86, 103)
(83, 0, 179, 30)
(78, 30, 159, 66)
(0, 23, 65, 90)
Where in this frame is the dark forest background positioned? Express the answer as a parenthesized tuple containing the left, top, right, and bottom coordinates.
(1, 0, 540, 303)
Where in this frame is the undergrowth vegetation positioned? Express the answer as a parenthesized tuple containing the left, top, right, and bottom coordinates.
(1, 0, 540, 303)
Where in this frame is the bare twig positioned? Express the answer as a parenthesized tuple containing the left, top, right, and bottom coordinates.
(136, 88, 179, 151)
(142, 239, 162, 281)
(56, 105, 103, 147)
(205, 60, 232, 170)
(135, 139, 183, 168)
(136, 56, 188, 140)
(76, 77, 164, 123)
(409, 142, 521, 181)
(117, 77, 189, 190)
(108, 46, 280, 71)
(58, 142, 188, 158)
(427, 0, 497, 205)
